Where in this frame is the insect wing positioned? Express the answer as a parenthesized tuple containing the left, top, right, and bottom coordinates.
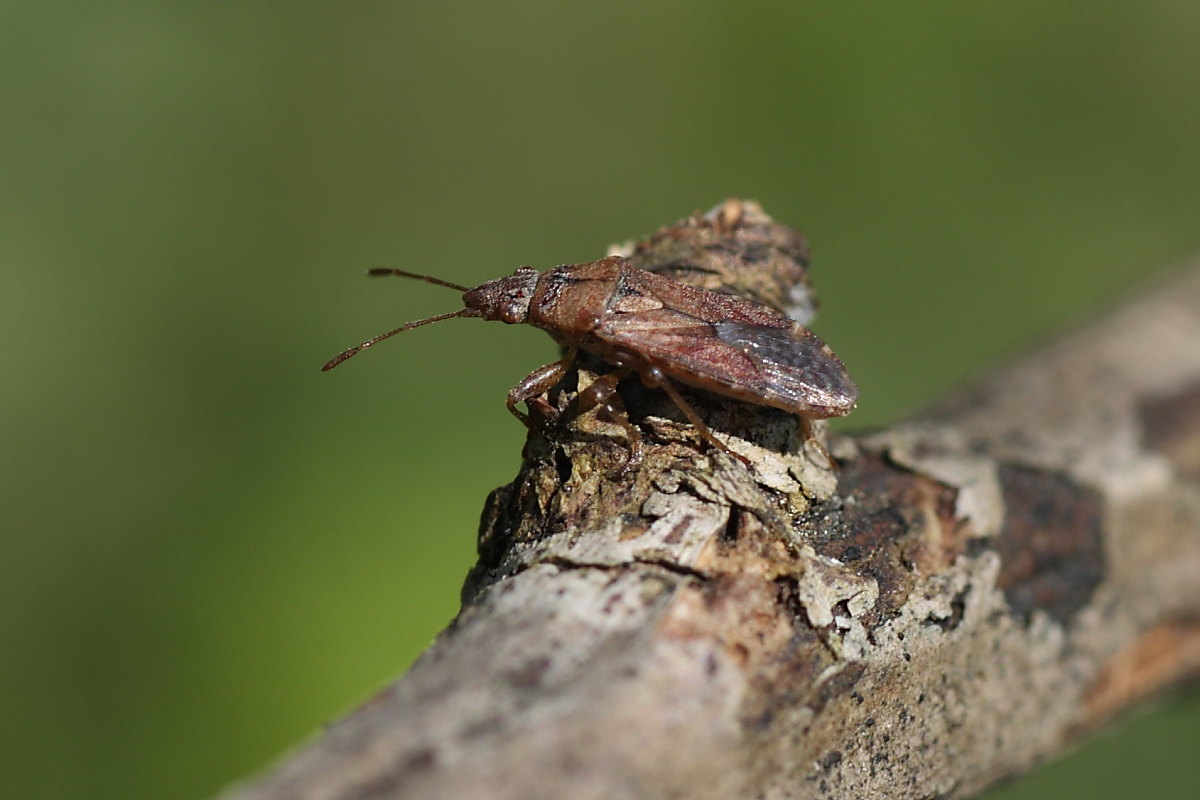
(599, 272, 857, 418)
(709, 320, 857, 417)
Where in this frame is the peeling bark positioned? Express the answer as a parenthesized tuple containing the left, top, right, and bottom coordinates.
(222, 201, 1200, 800)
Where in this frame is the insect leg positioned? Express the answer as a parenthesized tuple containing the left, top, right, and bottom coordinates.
(798, 416, 837, 470)
(507, 346, 578, 426)
(574, 367, 643, 469)
(640, 367, 751, 467)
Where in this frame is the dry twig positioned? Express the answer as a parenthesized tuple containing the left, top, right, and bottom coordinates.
(224, 201, 1200, 800)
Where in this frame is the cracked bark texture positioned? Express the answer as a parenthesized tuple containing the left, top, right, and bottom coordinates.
(223, 201, 1200, 800)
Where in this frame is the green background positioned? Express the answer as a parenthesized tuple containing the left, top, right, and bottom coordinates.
(3, 2, 1198, 798)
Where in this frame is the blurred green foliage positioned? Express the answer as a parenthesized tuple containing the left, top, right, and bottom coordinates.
(2, 2, 1198, 798)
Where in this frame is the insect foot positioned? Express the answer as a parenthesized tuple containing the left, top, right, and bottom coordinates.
(324, 255, 857, 467)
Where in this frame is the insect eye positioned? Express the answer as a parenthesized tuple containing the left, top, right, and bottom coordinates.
(499, 300, 525, 324)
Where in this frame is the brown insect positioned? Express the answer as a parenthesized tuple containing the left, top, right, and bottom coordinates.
(323, 255, 857, 465)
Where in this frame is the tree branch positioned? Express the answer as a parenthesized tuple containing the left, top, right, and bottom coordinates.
(223, 201, 1200, 800)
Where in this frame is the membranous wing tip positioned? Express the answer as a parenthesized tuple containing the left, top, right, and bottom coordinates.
(712, 320, 858, 416)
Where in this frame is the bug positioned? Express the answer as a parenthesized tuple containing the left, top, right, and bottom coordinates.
(323, 255, 857, 465)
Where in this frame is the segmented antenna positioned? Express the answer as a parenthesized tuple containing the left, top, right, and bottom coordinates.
(322, 310, 476, 371)
(366, 268, 471, 292)
(321, 268, 477, 371)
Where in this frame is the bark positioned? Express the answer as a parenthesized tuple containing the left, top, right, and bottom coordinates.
(222, 201, 1200, 800)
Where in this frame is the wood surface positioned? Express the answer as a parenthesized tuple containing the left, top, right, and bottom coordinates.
(222, 200, 1200, 800)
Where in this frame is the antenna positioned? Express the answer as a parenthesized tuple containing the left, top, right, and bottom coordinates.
(366, 268, 471, 292)
(322, 309, 478, 371)
(322, 268, 479, 371)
